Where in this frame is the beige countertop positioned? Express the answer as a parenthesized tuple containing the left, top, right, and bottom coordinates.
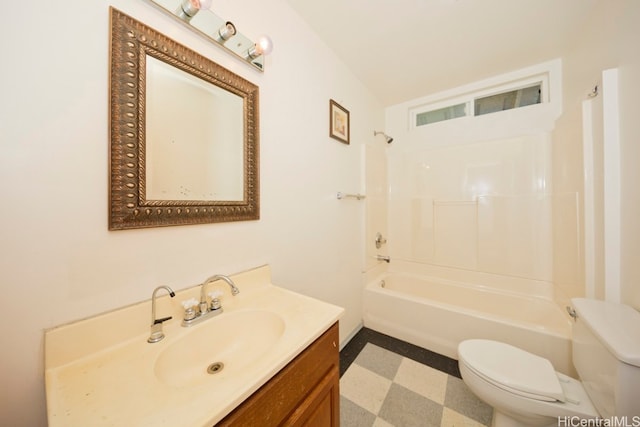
(45, 265, 344, 427)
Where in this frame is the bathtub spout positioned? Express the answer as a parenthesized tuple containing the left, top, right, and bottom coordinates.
(376, 255, 390, 263)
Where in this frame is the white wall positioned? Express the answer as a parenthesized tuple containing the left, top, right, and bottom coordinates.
(0, 1, 383, 425)
(553, 0, 640, 307)
(617, 4, 640, 309)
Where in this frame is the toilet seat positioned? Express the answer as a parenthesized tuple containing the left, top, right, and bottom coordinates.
(458, 339, 565, 402)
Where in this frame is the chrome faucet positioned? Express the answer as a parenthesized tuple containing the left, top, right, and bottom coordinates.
(147, 285, 176, 343)
(182, 274, 240, 327)
(376, 255, 391, 263)
(200, 274, 240, 308)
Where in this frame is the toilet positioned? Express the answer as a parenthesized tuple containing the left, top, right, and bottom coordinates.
(458, 297, 640, 427)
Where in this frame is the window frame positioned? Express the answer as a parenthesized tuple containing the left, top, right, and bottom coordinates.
(409, 73, 550, 129)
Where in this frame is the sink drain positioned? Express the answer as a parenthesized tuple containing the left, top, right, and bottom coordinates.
(207, 362, 224, 375)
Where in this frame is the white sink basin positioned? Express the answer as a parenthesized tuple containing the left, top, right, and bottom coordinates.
(45, 266, 344, 427)
(154, 310, 285, 388)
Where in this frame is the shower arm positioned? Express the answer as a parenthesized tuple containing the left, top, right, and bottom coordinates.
(373, 130, 394, 144)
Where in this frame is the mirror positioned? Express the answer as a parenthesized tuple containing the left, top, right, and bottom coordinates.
(109, 8, 259, 230)
(145, 56, 244, 201)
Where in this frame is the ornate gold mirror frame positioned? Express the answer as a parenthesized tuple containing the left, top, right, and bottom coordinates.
(109, 7, 259, 230)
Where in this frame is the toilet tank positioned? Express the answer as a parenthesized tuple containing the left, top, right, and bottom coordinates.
(571, 298, 640, 418)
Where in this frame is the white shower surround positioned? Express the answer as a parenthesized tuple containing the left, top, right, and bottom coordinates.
(385, 132, 568, 283)
(363, 62, 578, 377)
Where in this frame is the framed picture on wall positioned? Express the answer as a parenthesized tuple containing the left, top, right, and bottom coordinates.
(329, 99, 350, 144)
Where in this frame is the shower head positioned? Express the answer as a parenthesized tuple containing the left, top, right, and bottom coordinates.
(374, 130, 394, 144)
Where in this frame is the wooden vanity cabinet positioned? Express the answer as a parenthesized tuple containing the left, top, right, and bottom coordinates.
(217, 322, 340, 426)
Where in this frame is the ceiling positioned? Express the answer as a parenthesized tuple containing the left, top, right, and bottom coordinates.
(287, 0, 598, 106)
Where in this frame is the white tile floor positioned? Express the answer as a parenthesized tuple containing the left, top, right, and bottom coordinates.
(340, 343, 493, 427)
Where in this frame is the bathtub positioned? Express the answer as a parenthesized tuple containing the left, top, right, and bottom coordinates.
(362, 263, 575, 375)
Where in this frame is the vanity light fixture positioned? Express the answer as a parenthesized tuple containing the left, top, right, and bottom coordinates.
(148, 0, 273, 71)
(247, 35, 274, 59)
(176, 0, 212, 21)
(217, 21, 237, 42)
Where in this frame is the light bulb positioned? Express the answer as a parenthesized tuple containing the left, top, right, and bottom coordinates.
(177, 0, 211, 20)
(254, 35, 273, 56)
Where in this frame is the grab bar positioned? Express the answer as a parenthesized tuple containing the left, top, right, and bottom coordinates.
(337, 192, 366, 200)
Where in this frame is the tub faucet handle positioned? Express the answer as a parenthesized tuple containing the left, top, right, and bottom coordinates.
(375, 232, 387, 249)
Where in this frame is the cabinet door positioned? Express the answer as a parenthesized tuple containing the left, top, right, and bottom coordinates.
(284, 364, 339, 427)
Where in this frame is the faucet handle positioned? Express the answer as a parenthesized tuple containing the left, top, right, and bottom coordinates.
(208, 290, 223, 299)
(208, 291, 223, 310)
(154, 316, 172, 324)
(181, 298, 199, 309)
(181, 298, 199, 321)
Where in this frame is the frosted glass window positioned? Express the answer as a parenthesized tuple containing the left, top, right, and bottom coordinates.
(416, 103, 467, 126)
(474, 83, 541, 116)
